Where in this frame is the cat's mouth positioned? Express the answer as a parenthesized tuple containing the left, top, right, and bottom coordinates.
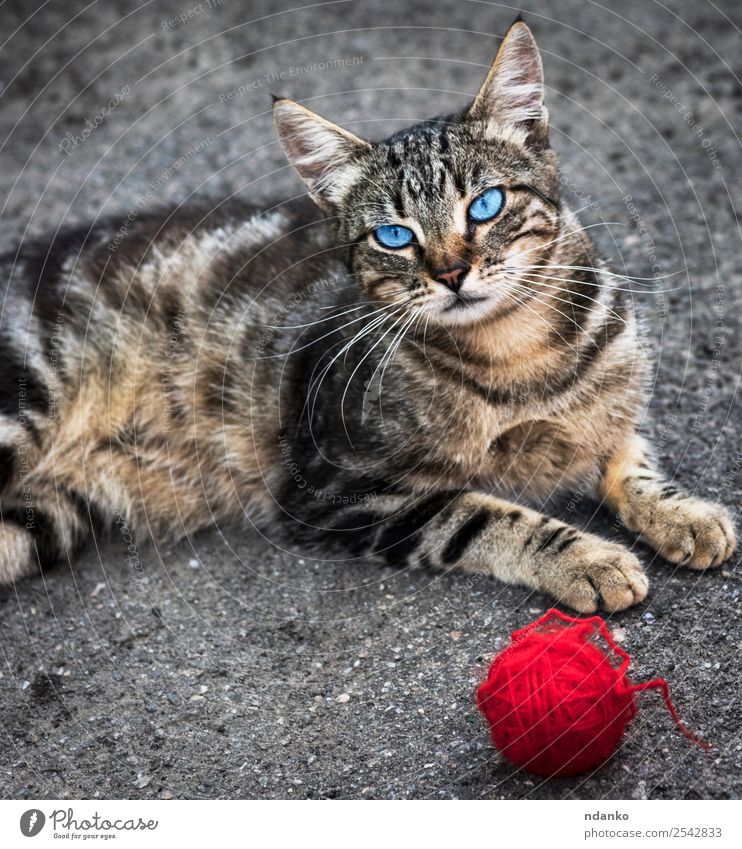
(412, 280, 509, 326)
(443, 293, 490, 312)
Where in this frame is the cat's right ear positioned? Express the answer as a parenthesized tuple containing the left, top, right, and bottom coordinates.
(273, 98, 371, 212)
(464, 19, 549, 147)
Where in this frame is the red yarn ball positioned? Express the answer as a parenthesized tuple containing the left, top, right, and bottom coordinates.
(476, 609, 708, 779)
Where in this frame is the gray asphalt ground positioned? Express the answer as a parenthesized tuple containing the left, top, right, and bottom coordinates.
(0, 0, 740, 800)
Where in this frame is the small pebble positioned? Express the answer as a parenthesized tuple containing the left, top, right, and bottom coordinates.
(336, 693, 350, 703)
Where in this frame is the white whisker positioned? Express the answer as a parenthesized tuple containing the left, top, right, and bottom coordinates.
(339, 309, 412, 445)
(305, 305, 405, 429)
(516, 262, 691, 284)
(497, 284, 580, 356)
(256, 301, 398, 360)
(511, 267, 679, 295)
(377, 310, 419, 405)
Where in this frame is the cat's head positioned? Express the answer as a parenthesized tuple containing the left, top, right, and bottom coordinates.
(274, 20, 560, 327)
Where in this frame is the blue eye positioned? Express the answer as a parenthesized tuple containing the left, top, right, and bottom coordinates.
(374, 224, 414, 249)
(468, 187, 505, 223)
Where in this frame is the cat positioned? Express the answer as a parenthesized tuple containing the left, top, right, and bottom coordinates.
(0, 19, 734, 612)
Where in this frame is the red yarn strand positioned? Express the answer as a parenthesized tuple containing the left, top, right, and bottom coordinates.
(630, 678, 712, 751)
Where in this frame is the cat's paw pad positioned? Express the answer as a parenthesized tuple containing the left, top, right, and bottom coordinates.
(645, 497, 736, 570)
(545, 538, 648, 613)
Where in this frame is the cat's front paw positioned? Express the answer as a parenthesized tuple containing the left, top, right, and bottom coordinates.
(640, 497, 736, 570)
(540, 536, 648, 613)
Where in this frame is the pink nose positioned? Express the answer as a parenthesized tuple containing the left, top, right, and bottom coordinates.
(434, 264, 468, 292)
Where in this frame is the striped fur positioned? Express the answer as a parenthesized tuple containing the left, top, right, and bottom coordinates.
(0, 20, 734, 610)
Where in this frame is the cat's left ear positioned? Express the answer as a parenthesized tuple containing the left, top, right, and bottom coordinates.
(273, 98, 371, 212)
(465, 19, 549, 148)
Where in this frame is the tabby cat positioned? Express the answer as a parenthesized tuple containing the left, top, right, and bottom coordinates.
(0, 20, 735, 611)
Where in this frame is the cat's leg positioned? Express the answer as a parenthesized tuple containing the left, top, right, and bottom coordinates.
(326, 491, 648, 612)
(0, 419, 39, 582)
(599, 434, 736, 568)
(0, 361, 66, 582)
(0, 481, 100, 584)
